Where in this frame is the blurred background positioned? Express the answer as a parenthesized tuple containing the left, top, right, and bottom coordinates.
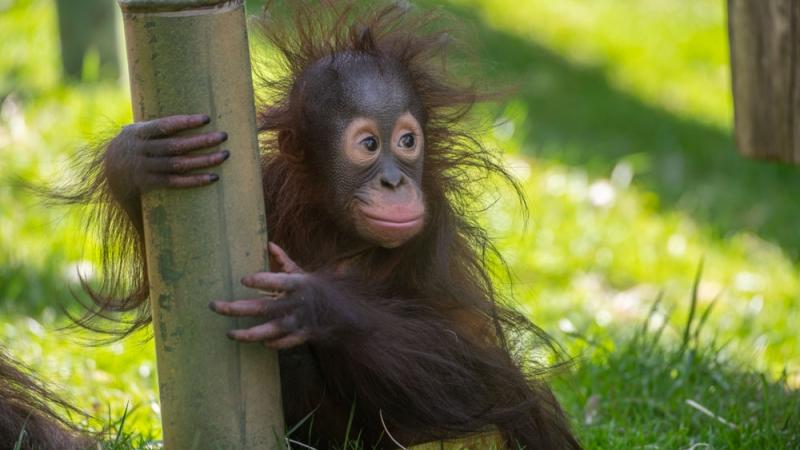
(0, 0, 798, 447)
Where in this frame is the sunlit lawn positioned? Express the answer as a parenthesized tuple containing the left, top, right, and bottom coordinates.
(1, 0, 798, 448)
(452, 0, 800, 372)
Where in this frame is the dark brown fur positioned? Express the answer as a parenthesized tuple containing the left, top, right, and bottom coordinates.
(61, 1, 581, 448)
(0, 349, 91, 450)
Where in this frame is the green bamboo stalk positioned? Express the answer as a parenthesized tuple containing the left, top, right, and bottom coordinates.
(117, 1, 284, 448)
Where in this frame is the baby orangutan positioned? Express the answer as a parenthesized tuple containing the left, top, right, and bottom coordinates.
(69, 2, 582, 449)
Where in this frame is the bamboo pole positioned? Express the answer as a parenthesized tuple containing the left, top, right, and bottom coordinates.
(117, 1, 284, 448)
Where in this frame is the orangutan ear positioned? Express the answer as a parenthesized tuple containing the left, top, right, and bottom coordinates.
(278, 129, 304, 162)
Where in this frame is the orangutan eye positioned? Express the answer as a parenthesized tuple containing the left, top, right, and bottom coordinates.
(399, 133, 416, 149)
(361, 136, 379, 152)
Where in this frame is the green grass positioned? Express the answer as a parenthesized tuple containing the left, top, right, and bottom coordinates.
(559, 305, 800, 449)
(1, 0, 798, 448)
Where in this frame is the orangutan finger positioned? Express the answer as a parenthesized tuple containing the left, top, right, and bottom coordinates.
(268, 242, 303, 274)
(227, 321, 287, 342)
(142, 173, 219, 190)
(146, 151, 230, 174)
(264, 330, 310, 349)
(212, 296, 296, 318)
(137, 114, 211, 138)
(145, 132, 228, 156)
(241, 272, 303, 291)
(209, 298, 271, 317)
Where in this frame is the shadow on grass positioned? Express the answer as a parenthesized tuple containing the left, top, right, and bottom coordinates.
(0, 261, 82, 318)
(440, 3, 800, 260)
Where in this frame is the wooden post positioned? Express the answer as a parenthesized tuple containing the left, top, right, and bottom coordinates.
(56, 0, 121, 81)
(117, 1, 285, 448)
(728, 0, 800, 164)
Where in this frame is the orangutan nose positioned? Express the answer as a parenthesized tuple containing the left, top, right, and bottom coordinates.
(380, 166, 405, 189)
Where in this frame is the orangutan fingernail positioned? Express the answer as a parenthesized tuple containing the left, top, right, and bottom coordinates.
(202, 115, 211, 124)
(208, 301, 217, 311)
(209, 174, 220, 182)
(226, 331, 235, 340)
(219, 131, 228, 141)
(222, 150, 230, 160)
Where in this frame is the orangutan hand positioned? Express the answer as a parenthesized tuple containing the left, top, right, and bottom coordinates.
(209, 243, 327, 350)
(104, 114, 229, 200)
